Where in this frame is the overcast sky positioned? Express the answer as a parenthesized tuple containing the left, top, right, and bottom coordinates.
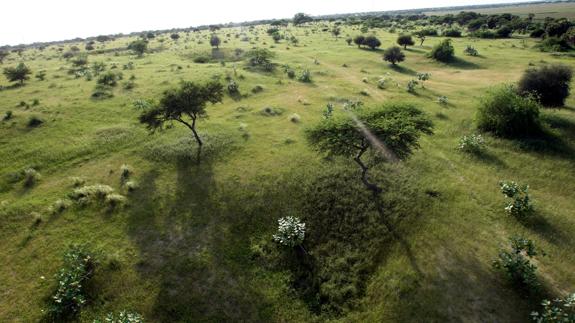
(1, 0, 536, 46)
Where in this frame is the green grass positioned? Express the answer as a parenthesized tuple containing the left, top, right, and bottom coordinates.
(1, 23, 575, 322)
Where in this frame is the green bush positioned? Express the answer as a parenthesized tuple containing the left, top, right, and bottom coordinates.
(443, 29, 462, 37)
(23, 168, 41, 187)
(499, 181, 533, 219)
(493, 236, 540, 293)
(45, 245, 96, 320)
(458, 134, 485, 153)
(476, 85, 541, 138)
(428, 39, 454, 62)
(298, 69, 312, 83)
(94, 311, 145, 323)
(517, 64, 573, 107)
(531, 293, 575, 322)
(538, 36, 571, 52)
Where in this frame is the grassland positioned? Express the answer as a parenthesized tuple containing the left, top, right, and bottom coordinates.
(1, 21, 575, 323)
(426, 1, 575, 20)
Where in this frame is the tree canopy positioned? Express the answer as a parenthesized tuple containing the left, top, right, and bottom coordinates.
(3, 63, 32, 85)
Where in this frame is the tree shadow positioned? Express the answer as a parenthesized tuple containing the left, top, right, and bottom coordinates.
(389, 64, 417, 76)
(443, 57, 483, 70)
(467, 150, 507, 168)
(126, 161, 272, 322)
(405, 48, 427, 54)
(512, 128, 575, 161)
(522, 211, 571, 247)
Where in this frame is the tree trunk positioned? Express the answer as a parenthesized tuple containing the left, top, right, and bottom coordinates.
(177, 117, 203, 147)
(354, 143, 382, 194)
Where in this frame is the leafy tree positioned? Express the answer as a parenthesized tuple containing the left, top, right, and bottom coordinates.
(71, 54, 88, 67)
(332, 27, 341, 38)
(496, 25, 513, 38)
(128, 39, 148, 57)
(0, 51, 8, 64)
(346, 37, 353, 45)
(136, 81, 224, 147)
(428, 39, 455, 62)
(272, 33, 281, 43)
(397, 34, 415, 49)
(518, 64, 573, 107)
(363, 35, 381, 50)
(245, 48, 275, 70)
(353, 35, 366, 48)
(476, 85, 541, 138)
(383, 46, 405, 65)
(210, 35, 221, 49)
(96, 35, 111, 42)
(305, 103, 433, 192)
(170, 33, 180, 41)
(3, 62, 32, 85)
(293, 13, 313, 25)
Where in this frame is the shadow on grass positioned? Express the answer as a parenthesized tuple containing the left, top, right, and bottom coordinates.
(467, 150, 507, 168)
(444, 57, 483, 70)
(126, 159, 273, 321)
(522, 212, 571, 247)
(512, 129, 575, 161)
(390, 64, 417, 76)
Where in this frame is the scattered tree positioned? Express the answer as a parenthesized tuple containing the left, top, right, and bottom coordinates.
(305, 103, 433, 193)
(210, 35, 221, 49)
(136, 80, 224, 148)
(397, 34, 415, 49)
(3, 62, 32, 85)
(363, 35, 382, 50)
(170, 33, 180, 41)
(353, 35, 366, 48)
(128, 39, 148, 57)
(428, 39, 455, 62)
(293, 13, 313, 25)
(383, 46, 405, 65)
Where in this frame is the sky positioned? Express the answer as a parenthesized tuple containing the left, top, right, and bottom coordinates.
(1, 0, 537, 46)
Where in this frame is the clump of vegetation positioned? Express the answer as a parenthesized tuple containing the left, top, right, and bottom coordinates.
(245, 48, 275, 71)
(128, 39, 148, 57)
(105, 193, 127, 210)
(464, 45, 479, 56)
(499, 181, 533, 219)
(298, 69, 312, 83)
(69, 184, 115, 204)
(458, 134, 485, 153)
(476, 85, 541, 138)
(227, 80, 240, 95)
(538, 36, 571, 52)
(97, 71, 122, 87)
(94, 311, 145, 323)
(289, 113, 301, 123)
(429, 39, 455, 62)
(3, 63, 32, 85)
(438, 96, 449, 105)
(517, 64, 573, 107)
(443, 29, 462, 37)
(531, 293, 575, 322)
(493, 236, 540, 293)
(260, 106, 284, 116)
(273, 216, 306, 247)
(3, 110, 13, 121)
(383, 46, 405, 65)
(50, 199, 71, 215)
(251, 85, 264, 93)
(27, 116, 44, 127)
(23, 168, 41, 187)
(45, 245, 96, 320)
(397, 34, 415, 49)
(407, 79, 418, 93)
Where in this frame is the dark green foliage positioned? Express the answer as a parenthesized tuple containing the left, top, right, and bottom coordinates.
(473, 30, 497, 39)
(3, 63, 32, 85)
(530, 28, 545, 38)
(353, 35, 365, 48)
(362, 35, 381, 50)
(35, 70, 46, 81)
(71, 54, 88, 67)
(128, 39, 148, 57)
(94, 311, 144, 323)
(397, 34, 415, 49)
(428, 39, 455, 62)
(97, 71, 121, 87)
(293, 13, 313, 25)
(496, 25, 513, 38)
(531, 293, 575, 322)
(383, 46, 405, 65)
(518, 64, 573, 107)
(245, 48, 275, 71)
(45, 245, 96, 320)
(210, 35, 221, 49)
(170, 33, 180, 41)
(538, 36, 572, 52)
(137, 80, 224, 147)
(418, 28, 438, 36)
(27, 116, 44, 128)
(0, 51, 8, 64)
(3, 110, 12, 121)
(476, 85, 541, 138)
(493, 236, 540, 294)
(443, 29, 462, 37)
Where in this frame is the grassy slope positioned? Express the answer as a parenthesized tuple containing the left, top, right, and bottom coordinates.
(1, 23, 574, 322)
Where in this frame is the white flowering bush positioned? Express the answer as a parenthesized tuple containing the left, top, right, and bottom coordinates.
(377, 77, 387, 89)
(458, 134, 485, 153)
(438, 95, 449, 105)
(95, 310, 145, 323)
(273, 216, 305, 247)
(499, 181, 533, 219)
(298, 69, 312, 83)
(531, 293, 575, 322)
(407, 79, 418, 93)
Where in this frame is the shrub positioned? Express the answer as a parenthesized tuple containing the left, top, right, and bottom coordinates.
(97, 71, 121, 87)
(531, 293, 575, 322)
(245, 48, 275, 69)
(377, 77, 387, 89)
(251, 85, 264, 93)
(127, 39, 148, 57)
(443, 29, 462, 37)
(273, 216, 305, 247)
(383, 46, 405, 65)
(260, 106, 284, 116)
(517, 64, 573, 107)
(91, 85, 114, 100)
(120, 164, 131, 183)
(493, 236, 539, 293)
(496, 25, 513, 38)
(397, 34, 415, 49)
(124, 181, 138, 192)
(530, 28, 546, 38)
(227, 80, 239, 95)
(323, 103, 334, 119)
(70, 177, 85, 187)
(50, 199, 71, 215)
(438, 96, 449, 105)
(464, 45, 479, 56)
(193, 55, 210, 64)
(105, 194, 127, 209)
(94, 311, 144, 323)
(69, 184, 114, 204)
(429, 39, 455, 62)
(298, 69, 312, 83)
(458, 134, 485, 153)
(3, 62, 32, 85)
(45, 245, 96, 320)
(407, 80, 418, 93)
(499, 181, 533, 219)
(538, 36, 571, 52)
(476, 85, 541, 138)
(23, 168, 41, 187)
(289, 113, 301, 123)
(287, 69, 296, 79)
(3, 110, 12, 121)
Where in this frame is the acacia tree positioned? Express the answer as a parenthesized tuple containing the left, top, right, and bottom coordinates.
(137, 81, 224, 148)
(397, 34, 415, 49)
(3, 63, 32, 85)
(306, 103, 433, 193)
(210, 35, 221, 49)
